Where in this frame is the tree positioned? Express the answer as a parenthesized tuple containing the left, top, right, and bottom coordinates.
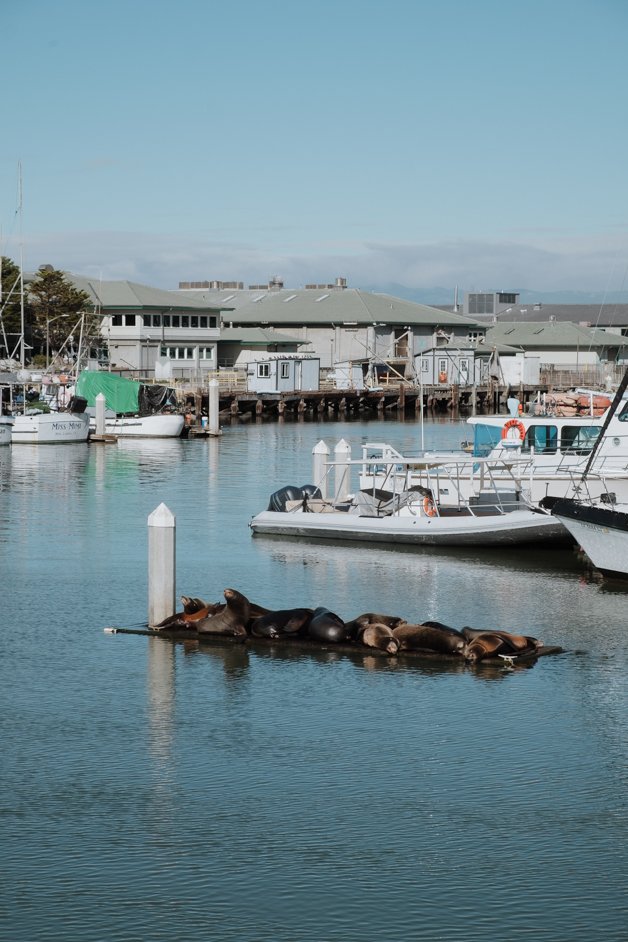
(28, 267, 93, 364)
(0, 256, 24, 360)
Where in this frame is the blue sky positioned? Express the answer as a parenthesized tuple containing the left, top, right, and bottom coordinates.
(2, 0, 628, 297)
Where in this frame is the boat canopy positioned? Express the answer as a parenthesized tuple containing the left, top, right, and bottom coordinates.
(75, 371, 176, 415)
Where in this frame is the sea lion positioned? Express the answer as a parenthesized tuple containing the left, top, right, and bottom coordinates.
(344, 612, 406, 640)
(462, 633, 510, 662)
(461, 627, 542, 653)
(392, 623, 466, 655)
(181, 596, 211, 614)
(154, 598, 224, 630)
(249, 608, 314, 639)
(307, 607, 350, 644)
(195, 588, 250, 639)
(359, 623, 400, 656)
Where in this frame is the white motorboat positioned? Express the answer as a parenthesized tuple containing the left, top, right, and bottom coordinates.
(360, 386, 628, 504)
(11, 408, 90, 444)
(551, 495, 628, 581)
(251, 456, 569, 547)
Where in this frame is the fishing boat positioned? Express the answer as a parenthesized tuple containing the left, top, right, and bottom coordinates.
(250, 455, 569, 547)
(75, 371, 185, 438)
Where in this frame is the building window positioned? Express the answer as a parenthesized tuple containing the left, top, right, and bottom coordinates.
(200, 347, 214, 360)
(190, 316, 199, 328)
(171, 315, 180, 328)
(438, 359, 447, 373)
(421, 359, 429, 372)
(163, 315, 171, 328)
(468, 330, 483, 342)
(498, 293, 517, 304)
(200, 316, 208, 329)
(280, 362, 290, 378)
(209, 316, 217, 328)
(257, 363, 270, 378)
(181, 316, 189, 328)
(160, 346, 195, 359)
(111, 315, 122, 326)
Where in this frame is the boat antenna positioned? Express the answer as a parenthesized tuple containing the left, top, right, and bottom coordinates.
(581, 366, 628, 481)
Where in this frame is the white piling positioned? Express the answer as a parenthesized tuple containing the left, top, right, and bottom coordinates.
(148, 503, 176, 627)
(334, 438, 352, 503)
(95, 392, 106, 436)
(312, 440, 330, 499)
(208, 380, 221, 436)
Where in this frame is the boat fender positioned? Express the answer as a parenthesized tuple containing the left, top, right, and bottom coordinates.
(501, 418, 526, 441)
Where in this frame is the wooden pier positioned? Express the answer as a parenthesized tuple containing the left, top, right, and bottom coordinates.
(180, 382, 545, 421)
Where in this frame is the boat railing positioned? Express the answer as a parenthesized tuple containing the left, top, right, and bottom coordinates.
(323, 453, 532, 519)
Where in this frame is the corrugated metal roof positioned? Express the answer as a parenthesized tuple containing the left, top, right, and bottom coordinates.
(179, 287, 482, 328)
(64, 275, 226, 312)
(485, 321, 628, 348)
(436, 301, 628, 326)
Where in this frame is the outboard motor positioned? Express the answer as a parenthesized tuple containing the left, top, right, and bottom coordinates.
(65, 395, 88, 414)
(267, 484, 322, 512)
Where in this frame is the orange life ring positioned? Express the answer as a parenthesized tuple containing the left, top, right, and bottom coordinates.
(501, 418, 526, 441)
(423, 496, 437, 517)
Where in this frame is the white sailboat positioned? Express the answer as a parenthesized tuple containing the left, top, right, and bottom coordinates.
(7, 165, 90, 445)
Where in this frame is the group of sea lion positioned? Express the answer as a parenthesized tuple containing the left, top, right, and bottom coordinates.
(154, 588, 543, 663)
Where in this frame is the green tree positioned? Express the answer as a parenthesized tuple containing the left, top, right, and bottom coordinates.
(28, 267, 93, 364)
(0, 256, 24, 360)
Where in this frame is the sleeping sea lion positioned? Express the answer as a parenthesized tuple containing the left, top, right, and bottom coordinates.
(461, 627, 542, 652)
(344, 612, 406, 640)
(462, 633, 510, 662)
(195, 588, 250, 639)
(249, 608, 314, 639)
(392, 623, 466, 655)
(307, 607, 350, 644)
(359, 623, 400, 655)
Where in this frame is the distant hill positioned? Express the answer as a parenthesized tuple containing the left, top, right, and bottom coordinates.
(360, 284, 628, 306)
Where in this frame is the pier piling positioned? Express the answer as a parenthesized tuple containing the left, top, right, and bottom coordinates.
(148, 503, 176, 627)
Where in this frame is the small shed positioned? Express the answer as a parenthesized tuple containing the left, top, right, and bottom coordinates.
(246, 356, 320, 394)
(415, 345, 492, 386)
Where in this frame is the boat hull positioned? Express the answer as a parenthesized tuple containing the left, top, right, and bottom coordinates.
(98, 414, 185, 438)
(250, 508, 569, 546)
(552, 500, 628, 578)
(11, 412, 90, 444)
(0, 418, 12, 446)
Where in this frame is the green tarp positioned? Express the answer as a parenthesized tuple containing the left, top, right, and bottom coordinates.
(76, 371, 140, 414)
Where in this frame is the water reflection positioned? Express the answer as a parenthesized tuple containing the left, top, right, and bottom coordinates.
(146, 637, 175, 763)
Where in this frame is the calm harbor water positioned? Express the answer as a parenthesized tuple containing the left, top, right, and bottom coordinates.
(1, 416, 626, 942)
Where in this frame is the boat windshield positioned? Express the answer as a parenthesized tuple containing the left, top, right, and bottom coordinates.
(472, 423, 503, 457)
(559, 426, 600, 455)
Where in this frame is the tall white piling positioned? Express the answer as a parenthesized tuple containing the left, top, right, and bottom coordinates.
(334, 438, 352, 503)
(208, 380, 221, 436)
(312, 440, 330, 498)
(95, 392, 106, 436)
(148, 503, 176, 627)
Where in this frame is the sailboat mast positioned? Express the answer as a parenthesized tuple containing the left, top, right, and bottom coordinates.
(18, 162, 25, 370)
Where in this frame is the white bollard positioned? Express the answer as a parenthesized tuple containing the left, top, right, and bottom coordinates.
(208, 380, 221, 436)
(312, 440, 330, 499)
(148, 503, 176, 627)
(334, 438, 352, 503)
(95, 392, 106, 436)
